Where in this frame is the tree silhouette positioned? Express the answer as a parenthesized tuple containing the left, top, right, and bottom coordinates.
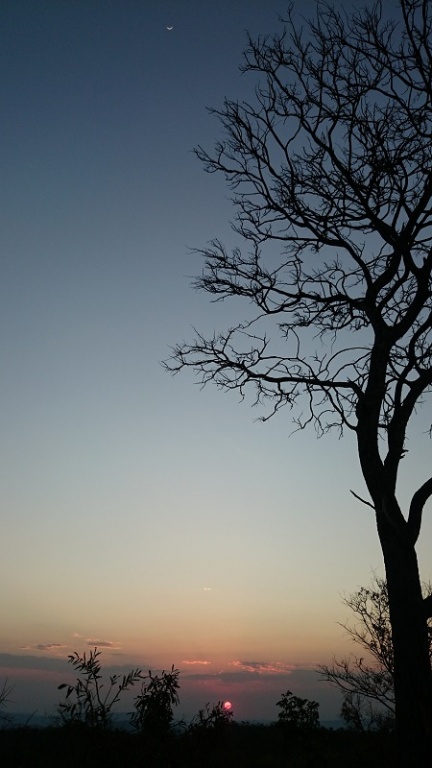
(164, 0, 432, 760)
(319, 576, 432, 731)
(276, 689, 320, 734)
(321, 576, 397, 731)
(58, 648, 143, 728)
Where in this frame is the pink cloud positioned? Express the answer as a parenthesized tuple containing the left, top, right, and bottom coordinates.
(231, 661, 295, 675)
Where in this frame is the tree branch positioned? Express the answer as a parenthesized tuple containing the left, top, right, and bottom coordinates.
(350, 490, 375, 510)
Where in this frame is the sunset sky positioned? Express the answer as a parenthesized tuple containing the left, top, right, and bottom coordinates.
(1, 0, 431, 723)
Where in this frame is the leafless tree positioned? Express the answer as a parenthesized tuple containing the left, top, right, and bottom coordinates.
(164, 1, 432, 759)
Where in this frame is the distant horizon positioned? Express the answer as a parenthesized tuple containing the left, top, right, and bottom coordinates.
(0, 649, 343, 723)
(2, 711, 346, 730)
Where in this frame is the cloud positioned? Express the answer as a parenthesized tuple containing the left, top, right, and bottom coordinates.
(182, 660, 317, 685)
(182, 660, 211, 666)
(232, 660, 295, 675)
(85, 639, 121, 649)
(20, 643, 67, 652)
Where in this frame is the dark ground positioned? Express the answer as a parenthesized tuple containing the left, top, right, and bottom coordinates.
(0, 722, 396, 767)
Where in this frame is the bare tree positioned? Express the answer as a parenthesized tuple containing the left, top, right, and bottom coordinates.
(164, 0, 432, 759)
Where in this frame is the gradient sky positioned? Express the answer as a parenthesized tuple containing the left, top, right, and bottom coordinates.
(1, 0, 431, 723)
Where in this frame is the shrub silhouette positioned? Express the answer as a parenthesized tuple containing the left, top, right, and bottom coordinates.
(58, 648, 142, 728)
(130, 665, 180, 735)
(188, 701, 233, 731)
(276, 690, 320, 733)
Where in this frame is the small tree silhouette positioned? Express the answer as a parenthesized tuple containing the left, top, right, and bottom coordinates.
(130, 665, 180, 736)
(276, 690, 320, 733)
(58, 648, 143, 728)
(188, 701, 233, 732)
(319, 575, 432, 731)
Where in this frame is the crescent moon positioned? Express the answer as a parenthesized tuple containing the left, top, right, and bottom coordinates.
(166, 26, 173, 30)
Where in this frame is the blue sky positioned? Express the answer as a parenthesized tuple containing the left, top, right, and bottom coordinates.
(1, 0, 431, 723)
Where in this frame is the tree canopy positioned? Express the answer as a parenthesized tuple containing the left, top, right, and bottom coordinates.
(167, 0, 432, 458)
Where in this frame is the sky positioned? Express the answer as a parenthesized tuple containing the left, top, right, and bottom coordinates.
(1, 0, 431, 724)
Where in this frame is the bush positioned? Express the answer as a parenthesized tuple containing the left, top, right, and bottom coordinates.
(58, 648, 142, 728)
(188, 701, 233, 732)
(276, 689, 320, 733)
(130, 665, 180, 736)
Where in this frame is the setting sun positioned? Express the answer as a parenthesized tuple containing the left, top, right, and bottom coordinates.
(223, 701, 232, 711)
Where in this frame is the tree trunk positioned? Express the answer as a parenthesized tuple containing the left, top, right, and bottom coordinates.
(377, 502, 432, 763)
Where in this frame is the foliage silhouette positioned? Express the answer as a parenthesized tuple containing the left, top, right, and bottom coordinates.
(188, 700, 233, 731)
(57, 648, 142, 728)
(130, 664, 180, 735)
(276, 689, 320, 733)
(164, 0, 432, 758)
